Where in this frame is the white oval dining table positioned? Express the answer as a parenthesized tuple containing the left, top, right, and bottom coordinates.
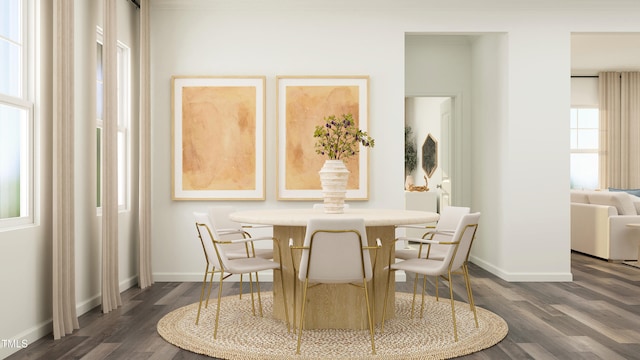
(230, 208, 439, 330)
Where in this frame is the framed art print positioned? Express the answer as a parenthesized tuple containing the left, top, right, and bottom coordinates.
(276, 75, 369, 200)
(171, 76, 265, 200)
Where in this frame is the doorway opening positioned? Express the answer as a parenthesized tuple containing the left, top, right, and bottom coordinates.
(404, 96, 454, 213)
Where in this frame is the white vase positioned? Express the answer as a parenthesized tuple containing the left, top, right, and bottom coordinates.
(319, 159, 350, 214)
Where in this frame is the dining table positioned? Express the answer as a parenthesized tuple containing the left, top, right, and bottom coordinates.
(230, 208, 440, 330)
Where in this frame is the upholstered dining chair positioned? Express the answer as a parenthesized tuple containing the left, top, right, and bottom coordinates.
(382, 212, 481, 342)
(209, 206, 274, 260)
(289, 218, 381, 355)
(193, 212, 290, 339)
(395, 206, 470, 261)
(209, 206, 273, 300)
(394, 206, 470, 318)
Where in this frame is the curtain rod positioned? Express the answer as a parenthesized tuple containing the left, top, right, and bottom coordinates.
(571, 75, 598, 78)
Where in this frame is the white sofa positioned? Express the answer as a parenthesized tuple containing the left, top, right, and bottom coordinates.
(571, 190, 640, 261)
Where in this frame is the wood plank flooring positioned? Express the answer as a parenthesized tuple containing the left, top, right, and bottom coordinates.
(6, 252, 640, 360)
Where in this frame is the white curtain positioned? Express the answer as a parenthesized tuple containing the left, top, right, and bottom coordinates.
(620, 72, 640, 188)
(599, 72, 640, 189)
(138, 0, 154, 289)
(101, 0, 122, 313)
(52, 0, 79, 339)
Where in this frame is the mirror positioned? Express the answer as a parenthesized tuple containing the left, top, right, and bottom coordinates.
(422, 133, 438, 178)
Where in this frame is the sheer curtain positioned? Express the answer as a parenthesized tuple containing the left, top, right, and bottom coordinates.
(599, 72, 640, 189)
(101, 0, 122, 313)
(52, 0, 79, 339)
(138, 0, 154, 289)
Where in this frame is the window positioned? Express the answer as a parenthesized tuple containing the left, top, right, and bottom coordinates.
(570, 108, 599, 190)
(1, 0, 34, 228)
(96, 30, 130, 211)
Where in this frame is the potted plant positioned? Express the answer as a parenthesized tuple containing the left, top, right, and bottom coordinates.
(405, 126, 418, 190)
(313, 113, 374, 213)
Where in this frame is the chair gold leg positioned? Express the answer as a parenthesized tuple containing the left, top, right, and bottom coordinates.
(381, 267, 394, 332)
(419, 275, 427, 319)
(435, 276, 440, 301)
(296, 279, 310, 355)
(255, 272, 264, 317)
(204, 267, 215, 308)
(248, 273, 256, 316)
(447, 272, 458, 342)
(291, 275, 297, 333)
(195, 264, 210, 325)
(463, 265, 479, 328)
(362, 280, 376, 355)
(239, 274, 243, 299)
(277, 268, 291, 332)
(410, 272, 419, 318)
(213, 274, 224, 339)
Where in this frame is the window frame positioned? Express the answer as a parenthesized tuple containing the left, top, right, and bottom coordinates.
(0, 0, 35, 230)
(96, 28, 131, 213)
(570, 106, 600, 190)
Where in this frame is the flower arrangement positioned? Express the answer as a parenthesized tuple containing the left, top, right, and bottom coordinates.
(313, 113, 375, 161)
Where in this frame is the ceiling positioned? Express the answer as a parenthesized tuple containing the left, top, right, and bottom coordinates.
(571, 33, 640, 75)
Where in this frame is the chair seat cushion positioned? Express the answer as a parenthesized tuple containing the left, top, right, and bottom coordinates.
(227, 257, 279, 274)
(225, 247, 273, 260)
(390, 258, 445, 276)
(395, 246, 447, 260)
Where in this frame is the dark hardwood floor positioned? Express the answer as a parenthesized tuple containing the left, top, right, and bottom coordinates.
(7, 252, 640, 360)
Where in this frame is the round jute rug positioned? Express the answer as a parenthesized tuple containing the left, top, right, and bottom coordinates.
(157, 292, 508, 360)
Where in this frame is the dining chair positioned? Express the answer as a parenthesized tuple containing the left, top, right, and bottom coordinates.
(209, 206, 274, 260)
(382, 212, 481, 342)
(209, 206, 273, 301)
(289, 218, 381, 355)
(395, 206, 470, 261)
(193, 212, 290, 338)
(393, 206, 470, 317)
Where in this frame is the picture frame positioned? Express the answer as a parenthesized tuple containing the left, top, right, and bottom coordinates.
(276, 76, 369, 200)
(171, 76, 265, 200)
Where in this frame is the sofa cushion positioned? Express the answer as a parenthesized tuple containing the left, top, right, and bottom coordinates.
(631, 194, 640, 214)
(570, 190, 591, 204)
(609, 187, 640, 197)
(588, 192, 638, 215)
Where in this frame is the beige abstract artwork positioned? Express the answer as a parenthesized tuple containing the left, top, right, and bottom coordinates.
(181, 86, 256, 191)
(285, 85, 360, 190)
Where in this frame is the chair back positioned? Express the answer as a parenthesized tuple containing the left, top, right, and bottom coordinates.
(435, 206, 470, 231)
(298, 218, 372, 284)
(209, 206, 245, 241)
(193, 211, 230, 270)
(444, 212, 480, 271)
(429, 206, 470, 245)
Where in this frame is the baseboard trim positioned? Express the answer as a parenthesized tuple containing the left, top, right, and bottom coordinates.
(0, 318, 52, 359)
(470, 255, 573, 282)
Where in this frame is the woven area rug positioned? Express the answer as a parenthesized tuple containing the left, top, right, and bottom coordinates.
(157, 292, 508, 360)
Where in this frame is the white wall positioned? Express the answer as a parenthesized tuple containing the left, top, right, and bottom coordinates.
(149, 0, 640, 284)
(571, 77, 599, 106)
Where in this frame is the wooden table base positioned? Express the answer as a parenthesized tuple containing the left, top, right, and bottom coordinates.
(271, 225, 395, 330)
